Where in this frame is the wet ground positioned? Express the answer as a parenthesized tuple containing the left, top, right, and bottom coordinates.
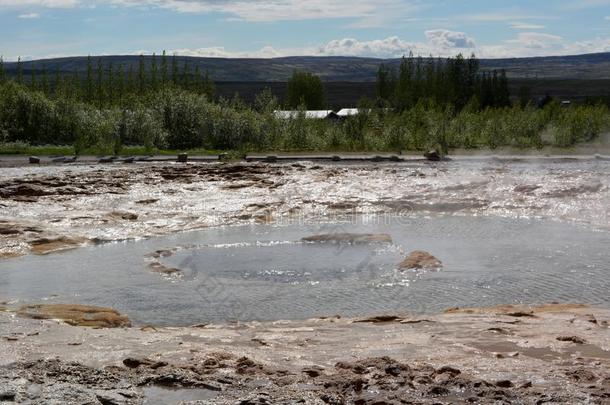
(1, 158, 609, 403)
(1, 158, 608, 259)
(0, 304, 609, 404)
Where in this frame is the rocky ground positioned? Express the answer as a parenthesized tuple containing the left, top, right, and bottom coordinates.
(0, 304, 608, 404)
(1, 159, 609, 403)
(1, 158, 608, 258)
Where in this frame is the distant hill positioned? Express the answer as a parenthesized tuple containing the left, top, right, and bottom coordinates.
(4, 53, 610, 82)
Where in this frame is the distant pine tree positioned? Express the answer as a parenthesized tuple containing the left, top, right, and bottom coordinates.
(107, 62, 114, 104)
(0, 56, 5, 84)
(29, 62, 37, 90)
(41, 64, 49, 95)
(96, 58, 104, 106)
(182, 59, 190, 88)
(151, 53, 158, 91)
(138, 54, 146, 93)
(127, 64, 135, 94)
(116, 64, 125, 101)
(86, 56, 94, 103)
(16, 57, 23, 85)
(161, 50, 168, 87)
(171, 54, 178, 85)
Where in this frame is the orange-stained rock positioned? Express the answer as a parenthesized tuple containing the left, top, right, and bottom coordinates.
(17, 304, 131, 328)
(398, 251, 442, 270)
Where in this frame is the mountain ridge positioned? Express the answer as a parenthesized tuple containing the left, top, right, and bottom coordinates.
(4, 52, 610, 81)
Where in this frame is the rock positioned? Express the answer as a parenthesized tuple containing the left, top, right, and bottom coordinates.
(302, 233, 392, 244)
(17, 304, 131, 328)
(29, 236, 87, 255)
(445, 303, 587, 315)
(135, 199, 159, 205)
(398, 251, 442, 270)
(177, 153, 188, 163)
(496, 380, 514, 388)
(123, 357, 167, 369)
(95, 391, 129, 405)
(0, 184, 47, 198)
(557, 336, 587, 344)
(436, 366, 461, 377)
(29, 156, 41, 164)
(109, 211, 138, 221)
(0, 391, 16, 401)
(354, 315, 404, 324)
(148, 262, 182, 276)
(424, 150, 442, 161)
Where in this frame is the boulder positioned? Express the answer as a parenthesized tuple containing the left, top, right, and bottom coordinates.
(29, 156, 41, 164)
(398, 251, 442, 270)
(302, 233, 393, 244)
(17, 304, 131, 328)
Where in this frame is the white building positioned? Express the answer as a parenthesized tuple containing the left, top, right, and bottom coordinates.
(274, 110, 336, 120)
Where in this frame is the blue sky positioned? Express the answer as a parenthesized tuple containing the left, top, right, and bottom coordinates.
(0, 0, 609, 60)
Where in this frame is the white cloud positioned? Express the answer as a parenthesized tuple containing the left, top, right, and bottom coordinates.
(107, 0, 417, 25)
(0, 0, 78, 7)
(510, 22, 546, 30)
(169, 45, 283, 58)
(164, 30, 610, 60)
(18, 12, 41, 18)
(425, 29, 476, 49)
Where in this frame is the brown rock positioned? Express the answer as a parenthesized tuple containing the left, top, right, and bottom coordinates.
(445, 303, 588, 315)
(148, 261, 182, 276)
(302, 233, 392, 244)
(354, 315, 404, 324)
(109, 211, 138, 221)
(398, 251, 442, 270)
(17, 304, 131, 328)
(30, 236, 87, 255)
(557, 336, 587, 344)
(0, 183, 48, 198)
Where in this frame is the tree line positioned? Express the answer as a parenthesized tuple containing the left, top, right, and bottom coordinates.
(376, 53, 511, 111)
(0, 53, 215, 107)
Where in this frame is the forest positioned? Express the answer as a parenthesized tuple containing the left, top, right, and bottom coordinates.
(0, 53, 608, 156)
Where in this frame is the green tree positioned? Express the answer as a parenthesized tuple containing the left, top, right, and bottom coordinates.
(86, 56, 94, 103)
(29, 62, 37, 90)
(96, 58, 104, 106)
(151, 53, 158, 91)
(16, 57, 24, 85)
(107, 62, 114, 104)
(127, 64, 135, 94)
(160, 50, 168, 87)
(116, 64, 125, 101)
(40, 63, 49, 95)
(181, 59, 190, 88)
(171, 54, 178, 85)
(0, 56, 5, 84)
(286, 70, 326, 110)
(375, 63, 394, 101)
(138, 54, 146, 93)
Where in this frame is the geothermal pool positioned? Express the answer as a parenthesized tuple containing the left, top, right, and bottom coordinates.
(1, 215, 608, 326)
